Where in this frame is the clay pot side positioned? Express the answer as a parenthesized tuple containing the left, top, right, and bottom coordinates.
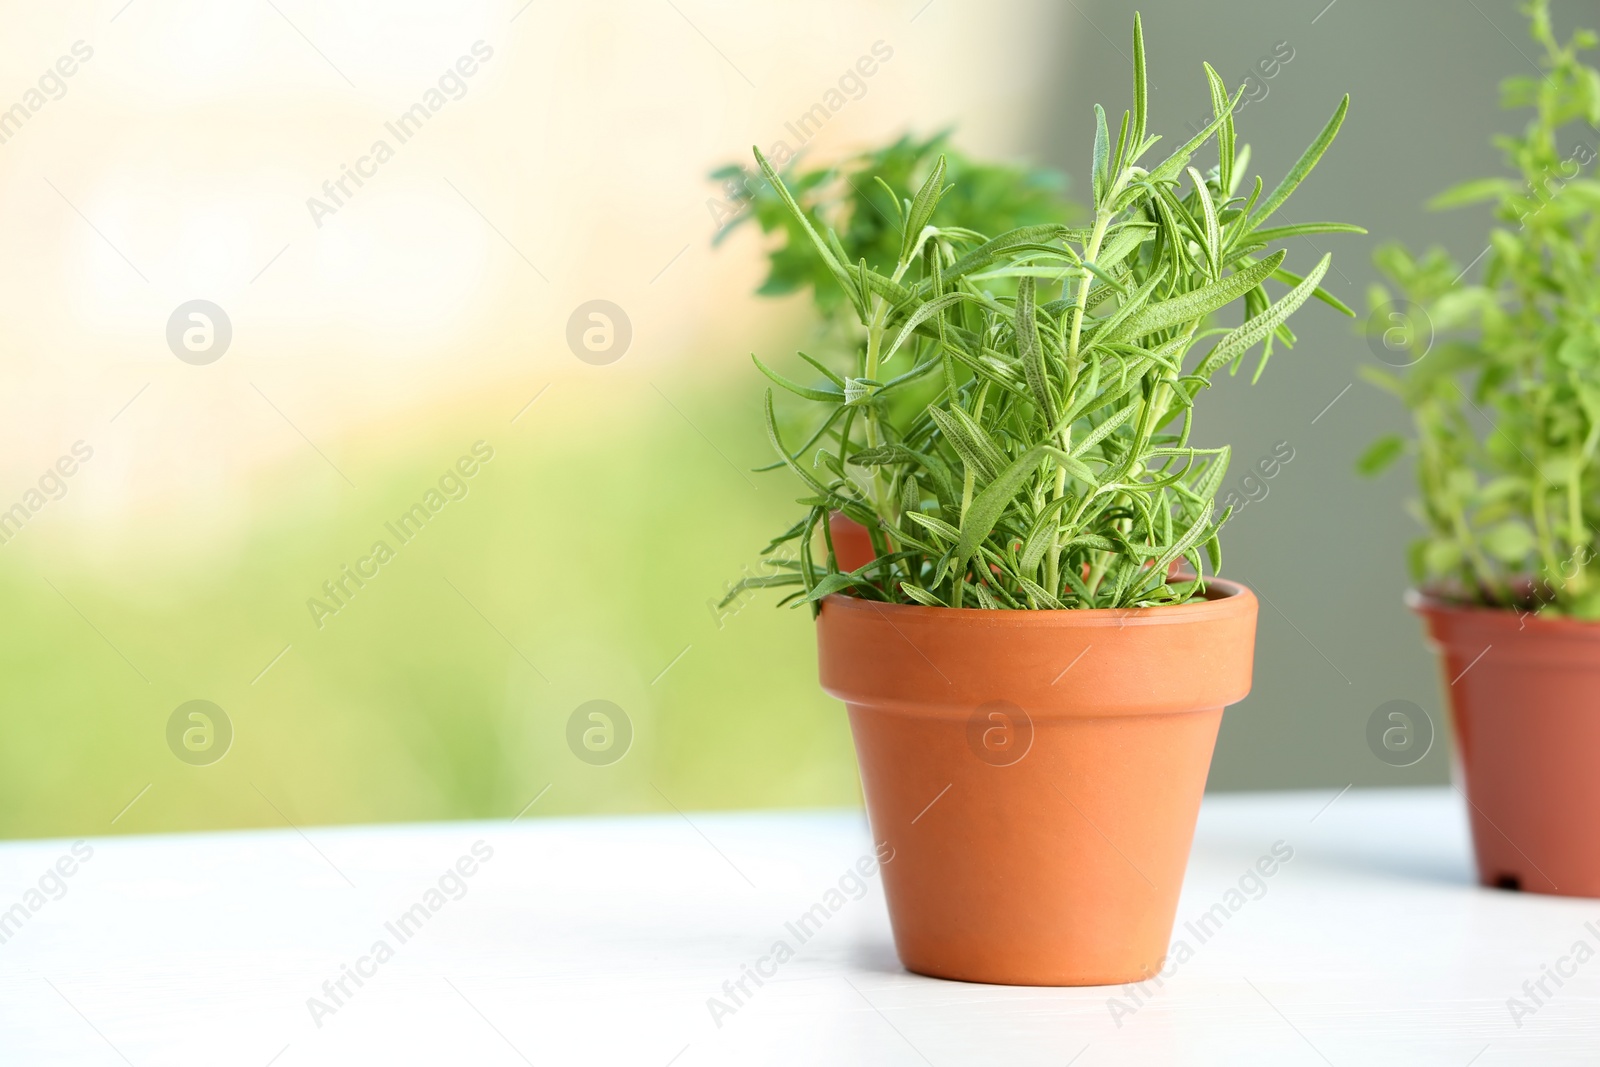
(1412, 590, 1600, 898)
(816, 579, 1258, 986)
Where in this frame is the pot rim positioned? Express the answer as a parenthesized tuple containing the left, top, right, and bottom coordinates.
(822, 576, 1253, 630)
(1406, 586, 1600, 636)
(818, 576, 1256, 714)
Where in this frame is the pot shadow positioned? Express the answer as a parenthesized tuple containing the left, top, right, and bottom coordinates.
(1296, 840, 1478, 888)
(1200, 789, 1479, 890)
(1199, 822, 1478, 888)
(844, 937, 905, 976)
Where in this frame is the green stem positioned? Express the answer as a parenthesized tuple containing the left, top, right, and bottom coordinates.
(1066, 211, 1113, 389)
(1422, 410, 1504, 604)
(861, 257, 920, 526)
(862, 295, 889, 517)
(1047, 209, 1114, 597)
(1565, 450, 1587, 601)
(1451, 501, 1503, 604)
(953, 466, 975, 611)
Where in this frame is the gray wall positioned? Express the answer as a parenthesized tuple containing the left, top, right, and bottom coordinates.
(1043, 0, 1545, 789)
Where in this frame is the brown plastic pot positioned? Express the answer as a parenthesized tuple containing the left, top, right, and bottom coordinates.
(816, 579, 1257, 985)
(1411, 590, 1600, 897)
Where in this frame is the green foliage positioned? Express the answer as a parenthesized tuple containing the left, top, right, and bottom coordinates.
(716, 134, 1081, 451)
(1362, 0, 1600, 617)
(730, 14, 1356, 611)
(711, 130, 1077, 316)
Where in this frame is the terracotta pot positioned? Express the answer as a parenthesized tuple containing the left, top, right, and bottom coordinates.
(816, 580, 1257, 985)
(1411, 591, 1600, 897)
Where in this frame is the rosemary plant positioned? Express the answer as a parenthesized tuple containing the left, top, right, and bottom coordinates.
(1360, 0, 1600, 617)
(736, 14, 1357, 612)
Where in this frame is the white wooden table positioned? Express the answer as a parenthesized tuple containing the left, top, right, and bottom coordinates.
(1, 787, 1597, 1065)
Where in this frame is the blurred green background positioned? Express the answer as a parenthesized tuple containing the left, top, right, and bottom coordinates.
(0, 0, 1564, 838)
(2, 377, 868, 838)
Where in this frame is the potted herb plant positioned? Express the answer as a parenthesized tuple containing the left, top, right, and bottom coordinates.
(1359, 0, 1600, 897)
(714, 132, 1079, 570)
(729, 13, 1356, 985)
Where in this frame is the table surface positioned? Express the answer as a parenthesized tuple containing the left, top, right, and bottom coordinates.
(1, 787, 1597, 1066)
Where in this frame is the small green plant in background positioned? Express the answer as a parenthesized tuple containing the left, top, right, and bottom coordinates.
(1360, 0, 1600, 617)
(728, 13, 1358, 612)
(713, 131, 1077, 320)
